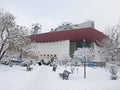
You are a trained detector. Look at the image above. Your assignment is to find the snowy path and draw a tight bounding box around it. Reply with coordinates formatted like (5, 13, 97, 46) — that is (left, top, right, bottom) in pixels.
(24, 66, 120, 90)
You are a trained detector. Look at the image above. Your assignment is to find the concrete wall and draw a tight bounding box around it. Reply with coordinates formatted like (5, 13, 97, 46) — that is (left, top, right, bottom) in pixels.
(73, 21, 94, 29)
(53, 21, 94, 31)
(31, 40, 70, 59)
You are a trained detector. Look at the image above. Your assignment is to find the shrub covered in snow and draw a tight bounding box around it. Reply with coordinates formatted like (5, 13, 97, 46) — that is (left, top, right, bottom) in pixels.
(109, 64, 118, 80)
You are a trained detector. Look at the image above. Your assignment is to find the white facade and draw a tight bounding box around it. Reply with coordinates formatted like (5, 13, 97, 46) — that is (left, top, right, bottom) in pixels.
(31, 40, 70, 59)
(30, 41, 102, 62)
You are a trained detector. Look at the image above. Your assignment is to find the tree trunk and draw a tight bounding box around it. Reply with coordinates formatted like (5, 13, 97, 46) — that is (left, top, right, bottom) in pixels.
(0, 48, 8, 61)
(19, 49, 23, 60)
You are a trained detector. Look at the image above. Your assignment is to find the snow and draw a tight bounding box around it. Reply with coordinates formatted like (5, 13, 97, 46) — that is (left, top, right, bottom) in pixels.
(0, 65, 120, 90)
(0, 65, 39, 90)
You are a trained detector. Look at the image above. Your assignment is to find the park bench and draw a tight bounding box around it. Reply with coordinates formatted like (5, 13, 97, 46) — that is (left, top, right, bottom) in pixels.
(59, 70, 71, 80)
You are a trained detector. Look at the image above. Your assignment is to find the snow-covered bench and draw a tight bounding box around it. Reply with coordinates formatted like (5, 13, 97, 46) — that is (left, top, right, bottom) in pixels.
(59, 70, 71, 80)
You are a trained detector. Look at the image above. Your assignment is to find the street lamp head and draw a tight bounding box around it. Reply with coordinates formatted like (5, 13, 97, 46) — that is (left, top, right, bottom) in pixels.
(83, 39, 86, 42)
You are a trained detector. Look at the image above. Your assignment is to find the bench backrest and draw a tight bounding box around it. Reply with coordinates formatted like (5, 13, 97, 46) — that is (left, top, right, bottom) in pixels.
(63, 70, 71, 76)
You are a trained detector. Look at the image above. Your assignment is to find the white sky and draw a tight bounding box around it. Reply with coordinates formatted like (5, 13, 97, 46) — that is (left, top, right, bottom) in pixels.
(0, 0, 120, 33)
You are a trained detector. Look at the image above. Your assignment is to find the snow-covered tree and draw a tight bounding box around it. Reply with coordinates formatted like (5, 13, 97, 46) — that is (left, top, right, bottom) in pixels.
(0, 10, 15, 60)
(7, 25, 31, 59)
(31, 23, 42, 34)
(0, 10, 31, 61)
(73, 48, 94, 64)
(99, 25, 120, 63)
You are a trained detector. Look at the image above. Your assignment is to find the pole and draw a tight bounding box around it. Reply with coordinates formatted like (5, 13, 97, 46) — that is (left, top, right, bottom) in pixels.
(83, 39, 86, 79)
(84, 57, 86, 79)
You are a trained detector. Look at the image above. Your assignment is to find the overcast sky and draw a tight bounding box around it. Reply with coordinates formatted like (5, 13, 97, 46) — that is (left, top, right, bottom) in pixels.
(0, 0, 120, 33)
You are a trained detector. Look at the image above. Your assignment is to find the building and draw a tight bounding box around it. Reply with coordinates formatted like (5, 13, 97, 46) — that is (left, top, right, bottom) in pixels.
(30, 28, 106, 62)
(53, 20, 94, 32)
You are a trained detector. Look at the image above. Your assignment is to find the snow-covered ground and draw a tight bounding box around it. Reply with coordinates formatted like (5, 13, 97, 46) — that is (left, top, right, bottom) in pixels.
(0, 65, 120, 90)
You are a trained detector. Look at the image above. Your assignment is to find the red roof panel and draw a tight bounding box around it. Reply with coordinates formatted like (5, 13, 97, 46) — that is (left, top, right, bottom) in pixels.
(29, 28, 106, 43)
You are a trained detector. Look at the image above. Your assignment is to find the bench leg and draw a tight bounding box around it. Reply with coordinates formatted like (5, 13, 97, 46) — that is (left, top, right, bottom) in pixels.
(63, 76, 68, 80)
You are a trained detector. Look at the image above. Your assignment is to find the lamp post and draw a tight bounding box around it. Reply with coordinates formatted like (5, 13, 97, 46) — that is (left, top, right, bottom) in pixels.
(83, 39, 86, 79)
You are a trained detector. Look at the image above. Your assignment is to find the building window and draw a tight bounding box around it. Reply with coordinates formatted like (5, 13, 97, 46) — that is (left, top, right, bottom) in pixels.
(76, 40, 92, 48)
